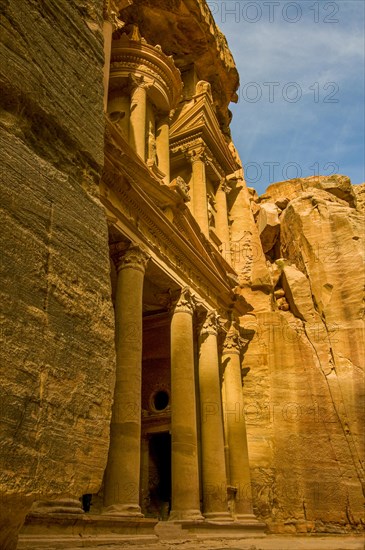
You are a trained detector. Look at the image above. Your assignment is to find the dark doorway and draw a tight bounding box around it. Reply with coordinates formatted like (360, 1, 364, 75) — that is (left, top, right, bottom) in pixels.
(148, 432, 171, 519)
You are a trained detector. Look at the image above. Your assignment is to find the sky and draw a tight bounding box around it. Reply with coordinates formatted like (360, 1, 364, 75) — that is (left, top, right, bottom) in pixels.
(209, 0, 365, 195)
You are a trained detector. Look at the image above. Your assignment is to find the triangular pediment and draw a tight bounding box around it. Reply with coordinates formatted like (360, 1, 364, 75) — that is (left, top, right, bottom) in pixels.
(170, 94, 239, 174)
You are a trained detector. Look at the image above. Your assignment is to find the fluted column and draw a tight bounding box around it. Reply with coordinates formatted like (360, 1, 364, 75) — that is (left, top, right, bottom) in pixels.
(104, 244, 149, 516)
(156, 115, 170, 184)
(215, 180, 231, 264)
(129, 76, 150, 160)
(222, 325, 256, 521)
(169, 288, 203, 521)
(199, 311, 231, 521)
(188, 149, 209, 237)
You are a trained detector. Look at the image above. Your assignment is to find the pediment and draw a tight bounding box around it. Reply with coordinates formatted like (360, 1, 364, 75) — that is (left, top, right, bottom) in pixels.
(170, 94, 239, 173)
(170, 95, 220, 141)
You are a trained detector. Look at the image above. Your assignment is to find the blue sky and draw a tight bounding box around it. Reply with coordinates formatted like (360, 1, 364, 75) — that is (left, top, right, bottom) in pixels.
(209, 0, 365, 194)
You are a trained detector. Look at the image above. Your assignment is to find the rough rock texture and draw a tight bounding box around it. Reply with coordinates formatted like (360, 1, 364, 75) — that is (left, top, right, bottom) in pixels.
(257, 203, 280, 253)
(353, 183, 365, 215)
(260, 174, 357, 208)
(0, 0, 115, 548)
(242, 176, 365, 534)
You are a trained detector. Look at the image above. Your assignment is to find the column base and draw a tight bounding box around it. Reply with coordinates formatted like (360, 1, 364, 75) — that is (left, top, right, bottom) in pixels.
(234, 513, 265, 525)
(203, 511, 233, 522)
(102, 504, 143, 518)
(168, 509, 204, 522)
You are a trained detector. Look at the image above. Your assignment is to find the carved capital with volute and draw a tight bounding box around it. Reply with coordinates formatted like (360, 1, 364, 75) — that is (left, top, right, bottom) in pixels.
(128, 73, 154, 93)
(200, 310, 220, 338)
(219, 178, 231, 195)
(173, 287, 195, 316)
(112, 243, 150, 273)
(222, 324, 242, 356)
(185, 146, 208, 165)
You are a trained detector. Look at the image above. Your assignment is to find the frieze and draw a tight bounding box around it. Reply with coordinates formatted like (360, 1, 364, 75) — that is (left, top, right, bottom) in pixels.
(104, 174, 215, 302)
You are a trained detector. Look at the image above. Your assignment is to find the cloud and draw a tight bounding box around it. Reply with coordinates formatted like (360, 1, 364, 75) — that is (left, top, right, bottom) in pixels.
(212, 0, 365, 192)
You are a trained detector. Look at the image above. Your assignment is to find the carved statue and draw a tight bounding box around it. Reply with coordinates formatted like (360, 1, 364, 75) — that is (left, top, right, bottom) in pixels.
(147, 120, 157, 164)
(207, 194, 216, 227)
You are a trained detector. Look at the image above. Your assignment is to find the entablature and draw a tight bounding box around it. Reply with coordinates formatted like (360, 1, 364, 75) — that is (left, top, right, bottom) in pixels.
(102, 118, 242, 314)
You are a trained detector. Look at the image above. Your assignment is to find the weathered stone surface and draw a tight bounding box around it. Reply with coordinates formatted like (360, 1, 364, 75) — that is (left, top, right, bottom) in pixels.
(353, 183, 365, 214)
(244, 177, 365, 534)
(229, 175, 272, 297)
(257, 203, 280, 253)
(260, 175, 357, 208)
(281, 264, 317, 322)
(0, 0, 115, 548)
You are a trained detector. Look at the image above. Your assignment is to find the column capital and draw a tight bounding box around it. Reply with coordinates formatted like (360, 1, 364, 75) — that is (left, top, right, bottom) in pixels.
(222, 325, 242, 355)
(218, 178, 231, 195)
(200, 310, 220, 337)
(173, 287, 195, 315)
(184, 146, 208, 165)
(128, 73, 154, 93)
(111, 244, 150, 273)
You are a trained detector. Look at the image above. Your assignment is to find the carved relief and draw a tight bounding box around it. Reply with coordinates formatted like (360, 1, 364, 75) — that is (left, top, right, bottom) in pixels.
(168, 176, 190, 202)
(195, 80, 213, 103)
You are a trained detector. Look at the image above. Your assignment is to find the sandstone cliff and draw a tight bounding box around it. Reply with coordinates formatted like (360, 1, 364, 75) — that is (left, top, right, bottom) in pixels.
(242, 175, 365, 533)
(0, 1, 115, 548)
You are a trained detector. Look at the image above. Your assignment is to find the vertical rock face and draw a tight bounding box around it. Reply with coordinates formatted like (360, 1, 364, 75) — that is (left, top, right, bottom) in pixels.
(243, 176, 365, 533)
(0, 0, 115, 548)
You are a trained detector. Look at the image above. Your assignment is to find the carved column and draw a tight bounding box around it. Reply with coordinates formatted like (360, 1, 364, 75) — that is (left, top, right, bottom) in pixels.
(188, 149, 209, 237)
(103, 19, 113, 112)
(103, 245, 149, 516)
(169, 288, 203, 521)
(199, 311, 231, 521)
(156, 115, 170, 184)
(222, 325, 256, 521)
(129, 76, 150, 160)
(215, 180, 231, 264)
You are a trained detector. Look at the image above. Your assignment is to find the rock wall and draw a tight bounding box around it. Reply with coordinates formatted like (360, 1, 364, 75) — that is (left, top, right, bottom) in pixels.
(0, 0, 115, 547)
(242, 176, 365, 533)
